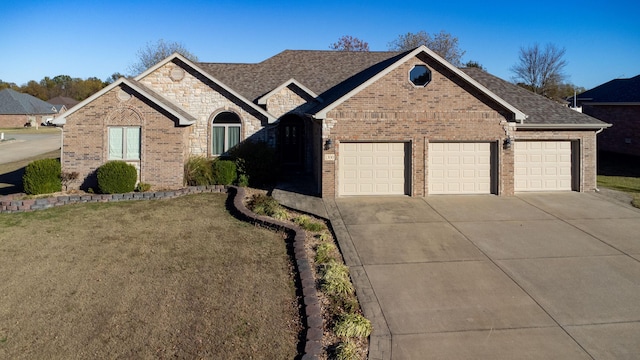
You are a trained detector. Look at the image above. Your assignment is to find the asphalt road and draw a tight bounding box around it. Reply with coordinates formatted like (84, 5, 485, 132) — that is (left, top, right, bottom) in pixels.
(0, 132, 62, 164)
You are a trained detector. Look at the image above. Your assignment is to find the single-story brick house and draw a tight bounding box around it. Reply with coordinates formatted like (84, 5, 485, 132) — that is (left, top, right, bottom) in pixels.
(0, 88, 58, 127)
(54, 46, 610, 197)
(576, 74, 639, 156)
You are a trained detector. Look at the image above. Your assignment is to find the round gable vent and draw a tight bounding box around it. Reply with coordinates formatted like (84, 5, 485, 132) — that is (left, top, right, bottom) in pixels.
(170, 68, 185, 81)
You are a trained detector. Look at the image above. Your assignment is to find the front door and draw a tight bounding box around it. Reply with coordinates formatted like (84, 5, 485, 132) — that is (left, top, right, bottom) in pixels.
(279, 116, 304, 170)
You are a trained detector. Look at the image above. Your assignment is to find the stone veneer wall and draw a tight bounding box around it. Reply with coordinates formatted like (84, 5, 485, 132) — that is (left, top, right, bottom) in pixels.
(321, 53, 513, 197)
(138, 60, 270, 156)
(266, 84, 317, 118)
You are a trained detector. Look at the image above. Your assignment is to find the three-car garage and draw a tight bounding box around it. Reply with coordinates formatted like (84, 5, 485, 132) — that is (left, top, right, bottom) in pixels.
(337, 140, 578, 196)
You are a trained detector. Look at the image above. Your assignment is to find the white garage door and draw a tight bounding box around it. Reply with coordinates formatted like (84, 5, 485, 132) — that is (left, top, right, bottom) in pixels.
(428, 142, 492, 194)
(339, 142, 406, 196)
(515, 141, 572, 191)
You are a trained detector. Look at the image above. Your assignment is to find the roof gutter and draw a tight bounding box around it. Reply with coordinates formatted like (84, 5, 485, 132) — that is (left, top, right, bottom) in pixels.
(515, 123, 612, 130)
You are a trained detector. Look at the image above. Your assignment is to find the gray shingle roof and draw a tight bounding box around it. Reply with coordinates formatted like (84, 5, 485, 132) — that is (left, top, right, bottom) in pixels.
(577, 74, 640, 103)
(0, 89, 57, 115)
(461, 68, 609, 126)
(48, 96, 80, 109)
(198, 50, 405, 104)
(198, 50, 608, 127)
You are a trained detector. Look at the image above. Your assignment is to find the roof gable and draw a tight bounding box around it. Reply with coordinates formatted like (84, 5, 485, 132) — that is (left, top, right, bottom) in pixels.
(53, 78, 196, 126)
(312, 46, 527, 121)
(0, 89, 57, 115)
(136, 53, 276, 123)
(257, 78, 320, 105)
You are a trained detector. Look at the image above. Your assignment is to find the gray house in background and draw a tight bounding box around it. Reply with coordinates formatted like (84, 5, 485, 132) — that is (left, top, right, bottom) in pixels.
(0, 89, 58, 127)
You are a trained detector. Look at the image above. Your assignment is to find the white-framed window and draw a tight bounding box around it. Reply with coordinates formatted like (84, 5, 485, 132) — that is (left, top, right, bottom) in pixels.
(108, 126, 141, 160)
(212, 112, 241, 155)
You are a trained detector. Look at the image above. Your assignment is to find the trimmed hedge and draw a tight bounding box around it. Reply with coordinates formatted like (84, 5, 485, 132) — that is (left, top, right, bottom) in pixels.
(212, 160, 237, 185)
(23, 158, 62, 195)
(97, 161, 137, 194)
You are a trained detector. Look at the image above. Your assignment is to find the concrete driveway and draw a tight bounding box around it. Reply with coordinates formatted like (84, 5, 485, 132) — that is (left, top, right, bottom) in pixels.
(324, 193, 640, 360)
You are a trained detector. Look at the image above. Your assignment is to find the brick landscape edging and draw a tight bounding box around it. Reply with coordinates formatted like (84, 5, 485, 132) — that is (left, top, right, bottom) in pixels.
(0, 185, 227, 213)
(1, 185, 322, 359)
(228, 186, 323, 360)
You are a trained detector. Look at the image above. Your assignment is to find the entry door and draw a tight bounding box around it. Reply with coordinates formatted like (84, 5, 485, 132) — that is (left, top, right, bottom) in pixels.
(279, 118, 304, 167)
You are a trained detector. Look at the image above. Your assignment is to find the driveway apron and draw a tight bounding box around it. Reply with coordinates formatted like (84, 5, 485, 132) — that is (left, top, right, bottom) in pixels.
(327, 193, 640, 360)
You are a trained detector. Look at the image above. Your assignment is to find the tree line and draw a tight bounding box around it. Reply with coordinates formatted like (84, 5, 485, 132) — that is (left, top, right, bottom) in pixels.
(331, 32, 584, 102)
(0, 74, 120, 102)
(2, 36, 583, 104)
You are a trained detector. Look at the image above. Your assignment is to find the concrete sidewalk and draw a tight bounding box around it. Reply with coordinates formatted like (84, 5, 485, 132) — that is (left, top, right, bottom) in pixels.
(326, 193, 640, 360)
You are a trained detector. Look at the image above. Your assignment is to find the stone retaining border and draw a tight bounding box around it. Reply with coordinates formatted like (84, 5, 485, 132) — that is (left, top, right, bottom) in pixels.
(228, 186, 322, 360)
(0, 185, 322, 359)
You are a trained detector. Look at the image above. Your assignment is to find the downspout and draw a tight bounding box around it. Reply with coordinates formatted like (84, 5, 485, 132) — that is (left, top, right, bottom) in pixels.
(56, 126, 63, 168)
(594, 127, 605, 192)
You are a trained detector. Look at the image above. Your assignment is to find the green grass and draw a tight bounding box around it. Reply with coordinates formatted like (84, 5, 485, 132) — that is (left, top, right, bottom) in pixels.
(0, 127, 60, 134)
(0, 150, 60, 195)
(598, 175, 640, 208)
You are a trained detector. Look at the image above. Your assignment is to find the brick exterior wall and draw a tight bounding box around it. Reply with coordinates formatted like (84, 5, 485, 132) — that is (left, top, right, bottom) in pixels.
(138, 60, 274, 155)
(583, 105, 640, 156)
(0, 114, 30, 128)
(62, 86, 189, 190)
(321, 53, 513, 197)
(0, 114, 53, 128)
(319, 53, 600, 197)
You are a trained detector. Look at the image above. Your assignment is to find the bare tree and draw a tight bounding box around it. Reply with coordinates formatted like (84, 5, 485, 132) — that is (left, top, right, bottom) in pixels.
(511, 43, 567, 97)
(329, 35, 370, 52)
(388, 30, 466, 66)
(129, 39, 198, 76)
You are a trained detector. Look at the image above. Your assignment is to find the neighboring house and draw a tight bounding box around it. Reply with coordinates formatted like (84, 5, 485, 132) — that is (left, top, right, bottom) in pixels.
(576, 75, 640, 156)
(48, 96, 80, 114)
(54, 46, 610, 197)
(0, 89, 57, 127)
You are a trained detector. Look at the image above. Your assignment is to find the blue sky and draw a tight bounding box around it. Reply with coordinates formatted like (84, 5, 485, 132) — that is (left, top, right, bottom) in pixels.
(1, 0, 638, 89)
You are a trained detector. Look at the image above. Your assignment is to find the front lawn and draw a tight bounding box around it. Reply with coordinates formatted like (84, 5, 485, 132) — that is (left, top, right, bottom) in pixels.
(597, 175, 640, 208)
(598, 151, 640, 208)
(0, 193, 301, 359)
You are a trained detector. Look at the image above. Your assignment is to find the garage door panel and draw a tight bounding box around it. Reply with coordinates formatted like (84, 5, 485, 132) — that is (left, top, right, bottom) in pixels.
(429, 142, 492, 195)
(339, 142, 407, 196)
(515, 141, 572, 192)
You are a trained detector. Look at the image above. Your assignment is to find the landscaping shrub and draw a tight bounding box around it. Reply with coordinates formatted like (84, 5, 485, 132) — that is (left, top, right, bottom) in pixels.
(293, 215, 325, 232)
(184, 156, 214, 186)
(135, 182, 152, 192)
(23, 158, 61, 195)
(212, 159, 237, 185)
(334, 313, 372, 339)
(335, 339, 358, 360)
(315, 242, 337, 264)
(97, 161, 137, 194)
(228, 140, 279, 187)
(248, 194, 288, 220)
(321, 262, 354, 299)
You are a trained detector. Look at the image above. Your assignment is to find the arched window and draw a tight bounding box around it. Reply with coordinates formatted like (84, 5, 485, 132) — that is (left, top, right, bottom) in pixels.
(212, 112, 241, 155)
